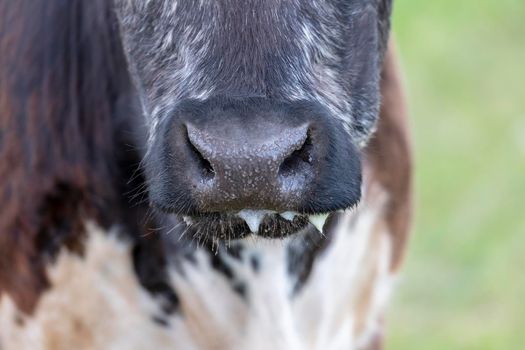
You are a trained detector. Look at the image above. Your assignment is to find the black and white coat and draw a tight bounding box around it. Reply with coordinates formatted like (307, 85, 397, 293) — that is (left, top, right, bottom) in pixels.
(0, 1, 412, 349)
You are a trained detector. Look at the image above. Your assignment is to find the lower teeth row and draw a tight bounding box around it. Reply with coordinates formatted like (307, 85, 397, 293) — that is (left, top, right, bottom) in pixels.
(182, 211, 330, 235)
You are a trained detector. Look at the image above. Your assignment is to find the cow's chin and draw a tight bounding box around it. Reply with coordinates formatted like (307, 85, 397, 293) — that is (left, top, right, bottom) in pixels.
(177, 210, 335, 244)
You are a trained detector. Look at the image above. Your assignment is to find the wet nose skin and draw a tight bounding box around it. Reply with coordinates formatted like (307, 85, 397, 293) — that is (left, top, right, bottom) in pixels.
(186, 122, 314, 211)
(147, 97, 362, 216)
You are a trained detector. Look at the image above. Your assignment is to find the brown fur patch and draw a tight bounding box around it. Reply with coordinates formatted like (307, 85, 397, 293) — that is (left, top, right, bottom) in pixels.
(364, 39, 413, 272)
(0, 0, 132, 314)
(0, 226, 175, 350)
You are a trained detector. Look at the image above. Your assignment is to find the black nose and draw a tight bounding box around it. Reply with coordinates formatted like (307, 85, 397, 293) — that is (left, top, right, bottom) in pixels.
(148, 97, 362, 214)
(185, 121, 314, 211)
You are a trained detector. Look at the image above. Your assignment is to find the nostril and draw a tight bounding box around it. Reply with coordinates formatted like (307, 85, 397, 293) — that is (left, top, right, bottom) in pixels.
(278, 130, 313, 177)
(186, 128, 215, 180)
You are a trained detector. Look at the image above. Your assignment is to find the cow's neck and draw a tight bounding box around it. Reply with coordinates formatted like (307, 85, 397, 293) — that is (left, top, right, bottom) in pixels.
(0, 170, 393, 350)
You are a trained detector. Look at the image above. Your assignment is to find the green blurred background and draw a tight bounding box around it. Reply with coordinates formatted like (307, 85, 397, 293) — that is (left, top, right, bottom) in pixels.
(386, 1, 525, 349)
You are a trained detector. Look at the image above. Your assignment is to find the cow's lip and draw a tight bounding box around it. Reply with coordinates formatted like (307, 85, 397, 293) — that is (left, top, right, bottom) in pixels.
(177, 210, 336, 242)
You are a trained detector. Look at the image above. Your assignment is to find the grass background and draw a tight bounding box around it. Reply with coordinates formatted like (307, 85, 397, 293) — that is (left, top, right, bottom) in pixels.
(386, 0, 525, 349)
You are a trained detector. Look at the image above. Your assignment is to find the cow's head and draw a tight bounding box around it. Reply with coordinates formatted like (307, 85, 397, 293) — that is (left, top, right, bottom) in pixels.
(115, 0, 392, 240)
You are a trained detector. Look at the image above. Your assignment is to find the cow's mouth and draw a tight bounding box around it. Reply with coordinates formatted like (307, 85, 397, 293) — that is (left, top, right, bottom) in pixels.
(146, 97, 362, 244)
(177, 210, 334, 243)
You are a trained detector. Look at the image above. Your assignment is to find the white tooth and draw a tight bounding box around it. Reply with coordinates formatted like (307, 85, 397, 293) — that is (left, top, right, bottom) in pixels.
(182, 216, 193, 226)
(237, 210, 271, 233)
(280, 211, 298, 221)
(309, 213, 329, 233)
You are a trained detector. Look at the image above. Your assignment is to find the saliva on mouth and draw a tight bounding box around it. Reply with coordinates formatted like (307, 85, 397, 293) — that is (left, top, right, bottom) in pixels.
(180, 209, 332, 245)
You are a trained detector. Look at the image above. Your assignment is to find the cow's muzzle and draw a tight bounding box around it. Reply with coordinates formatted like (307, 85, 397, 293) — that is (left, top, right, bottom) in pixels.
(147, 97, 362, 239)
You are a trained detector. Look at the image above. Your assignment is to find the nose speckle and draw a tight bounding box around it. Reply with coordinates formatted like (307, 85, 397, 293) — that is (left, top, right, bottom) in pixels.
(184, 122, 314, 211)
(186, 122, 309, 173)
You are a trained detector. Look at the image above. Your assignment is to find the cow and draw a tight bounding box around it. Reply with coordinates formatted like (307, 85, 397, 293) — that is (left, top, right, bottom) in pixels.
(0, 0, 412, 349)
